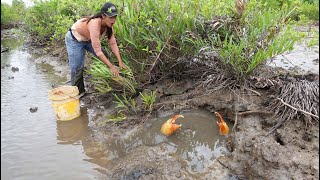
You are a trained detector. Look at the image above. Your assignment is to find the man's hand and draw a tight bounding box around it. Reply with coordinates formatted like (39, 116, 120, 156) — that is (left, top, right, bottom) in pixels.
(110, 66, 119, 77)
(118, 61, 127, 69)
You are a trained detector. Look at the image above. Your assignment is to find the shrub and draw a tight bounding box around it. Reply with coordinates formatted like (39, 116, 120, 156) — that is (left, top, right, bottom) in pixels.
(1, 0, 26, 26)
(204, 0, 302, 79)
(24, 0, 101, 42)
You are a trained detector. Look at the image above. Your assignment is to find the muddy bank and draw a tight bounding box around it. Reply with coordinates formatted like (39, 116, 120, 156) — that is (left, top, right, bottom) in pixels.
(82, 76, 318, 179)
(3, 26, 319, 179)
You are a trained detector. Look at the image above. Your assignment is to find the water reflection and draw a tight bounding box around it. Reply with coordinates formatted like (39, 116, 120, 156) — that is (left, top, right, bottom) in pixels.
(56, 107, 90, 145)
(55, 107, 111, 174)
(55, 107, 131, 173)
(140, 109, 231, 172)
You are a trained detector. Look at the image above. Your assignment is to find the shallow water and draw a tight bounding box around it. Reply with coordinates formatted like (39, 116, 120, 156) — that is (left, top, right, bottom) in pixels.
(91, 109, 232, 173)
(1, 37, 104, 180)
(142, 109, 232, 172)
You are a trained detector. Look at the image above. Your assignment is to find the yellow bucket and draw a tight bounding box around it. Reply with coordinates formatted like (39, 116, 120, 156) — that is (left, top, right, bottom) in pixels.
(48, 85, 81, 121)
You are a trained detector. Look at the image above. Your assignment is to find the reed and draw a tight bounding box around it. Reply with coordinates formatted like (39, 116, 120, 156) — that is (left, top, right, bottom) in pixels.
(86, 56, 137, 95)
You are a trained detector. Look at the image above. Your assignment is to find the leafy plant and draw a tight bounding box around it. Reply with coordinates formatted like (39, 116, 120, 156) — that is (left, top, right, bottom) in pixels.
(87, 56, 137, 95)
(1, 0, 26, 26)
(307, 30, 319, 47)
(140, 90, 157, 111)
(209, 0, 302, 79)
(291, 0, 319, 21)
(99, 112, 127, 125)
(23, 0, 313, 87)
(112, 93, 137, 114)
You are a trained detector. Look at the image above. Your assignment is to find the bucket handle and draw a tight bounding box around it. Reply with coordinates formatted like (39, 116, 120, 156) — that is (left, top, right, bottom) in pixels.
(51, 91, 80, 101)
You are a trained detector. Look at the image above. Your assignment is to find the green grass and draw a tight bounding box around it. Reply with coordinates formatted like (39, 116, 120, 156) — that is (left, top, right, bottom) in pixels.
(20, 0, 317, 91)
(140, 90, 157, 111)
(86, 56, 137, 95)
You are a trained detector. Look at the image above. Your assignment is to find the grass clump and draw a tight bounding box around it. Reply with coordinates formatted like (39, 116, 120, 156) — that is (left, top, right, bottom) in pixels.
(140, 90, 157, 112)
(112, 93, 137, 115)
(199, 0, 303, 80)
(86, 56, 137, 95)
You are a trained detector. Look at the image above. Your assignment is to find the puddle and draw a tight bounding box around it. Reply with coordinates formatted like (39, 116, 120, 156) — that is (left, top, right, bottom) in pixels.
(89, 109, 232, 173)
(144, 109, 232, 171)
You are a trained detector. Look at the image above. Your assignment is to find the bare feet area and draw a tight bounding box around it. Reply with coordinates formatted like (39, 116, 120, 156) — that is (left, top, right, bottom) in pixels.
(2, 24, 319, 179)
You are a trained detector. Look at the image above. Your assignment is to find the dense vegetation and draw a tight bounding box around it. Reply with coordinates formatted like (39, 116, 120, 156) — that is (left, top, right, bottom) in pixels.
(1, 0, 319, 116)
(1, 0, 26, 26)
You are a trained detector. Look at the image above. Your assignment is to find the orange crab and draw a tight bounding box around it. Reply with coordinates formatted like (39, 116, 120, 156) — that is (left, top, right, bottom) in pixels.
(160, 114, 184, 136)
(215, 112, 230, 135)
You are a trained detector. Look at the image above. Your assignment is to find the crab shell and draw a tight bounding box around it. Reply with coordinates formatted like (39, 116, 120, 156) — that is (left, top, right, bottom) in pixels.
(160, 114, 184, 136)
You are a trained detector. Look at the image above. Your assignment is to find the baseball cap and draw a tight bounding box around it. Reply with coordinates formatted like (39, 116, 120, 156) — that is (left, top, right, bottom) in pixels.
(101, 2, 118, 17)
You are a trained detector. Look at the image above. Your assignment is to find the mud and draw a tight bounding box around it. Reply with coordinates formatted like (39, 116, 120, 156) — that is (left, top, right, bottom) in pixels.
(2, 25, 319, 180)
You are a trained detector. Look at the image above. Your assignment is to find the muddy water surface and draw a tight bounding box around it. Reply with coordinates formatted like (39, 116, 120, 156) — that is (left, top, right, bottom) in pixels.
(95, 109, 232, 171)
(141, 110, 232, 171)
(1, 37, 104, 179)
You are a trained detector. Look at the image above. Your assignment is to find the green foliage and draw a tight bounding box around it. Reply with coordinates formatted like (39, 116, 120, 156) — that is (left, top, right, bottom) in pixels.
(140, 90, 157, 111)
(260, 0, 296, 9)
(24, 0, 100, 41)
(99, 112, 127, 125)
(1, 1, 26, 25)
(307, 30, 319, 47)
(87, 56, 137, 95)
(259, 0, 319, 21)
(12, 0, 26, 15)
(24, 0, 315, 88)
(112, 93, 137, 114)
(1, 3, 13, 25)
(110, 0, 235, 75)
(111, 90, 157, 116)
(297, 1, 319, 21)
(211, 0, 302, 78)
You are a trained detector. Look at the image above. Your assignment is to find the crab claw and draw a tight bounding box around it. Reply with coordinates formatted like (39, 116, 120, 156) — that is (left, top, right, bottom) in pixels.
(170, 114, 184, 123)
(160, 114, 184, 136)
(214, 112, 229, 135)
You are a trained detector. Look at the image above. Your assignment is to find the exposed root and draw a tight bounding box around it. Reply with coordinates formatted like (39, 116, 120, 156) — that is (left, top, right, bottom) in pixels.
(242, 87, 261, 96)
(268, 80, 319, 133)
(237, 110, 273, 116)
(216, 158, 229, 169)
